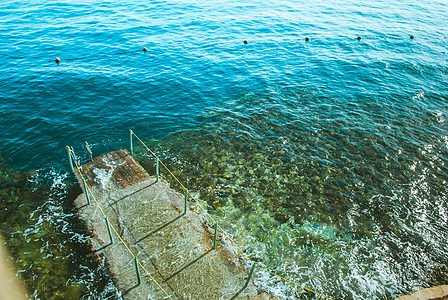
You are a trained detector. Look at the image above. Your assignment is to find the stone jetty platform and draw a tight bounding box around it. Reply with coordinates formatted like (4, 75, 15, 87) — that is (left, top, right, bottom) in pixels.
(73, 149, 258, 299)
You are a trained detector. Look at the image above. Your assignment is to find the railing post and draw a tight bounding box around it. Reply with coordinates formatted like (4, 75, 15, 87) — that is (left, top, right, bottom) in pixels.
(85, 141, 93, 162)
(213, 221, 218, 249)
(156, 157, 159, 182)
(134, 257, 141, 285)
(70, 147, 78, 165)
(129, 129, 134, 155)
(66, 146, 74, 173)
(242, 263, 256, 290)
(105, 217, 113, 244)
(184, 188, 188, 215)
(82, 177, 90, 205)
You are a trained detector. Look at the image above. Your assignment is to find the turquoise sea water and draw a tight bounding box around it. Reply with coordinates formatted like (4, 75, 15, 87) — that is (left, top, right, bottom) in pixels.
(0, 0, 447, 299)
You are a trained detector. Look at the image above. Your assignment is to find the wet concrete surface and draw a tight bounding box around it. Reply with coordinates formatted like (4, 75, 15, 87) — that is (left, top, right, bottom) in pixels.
(73, 150, 257, 299)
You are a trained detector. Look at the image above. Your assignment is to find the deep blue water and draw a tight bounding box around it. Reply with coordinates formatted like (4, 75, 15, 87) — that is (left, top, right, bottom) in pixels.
(0, 0, 447, 299)
(1, 0, 446, 170)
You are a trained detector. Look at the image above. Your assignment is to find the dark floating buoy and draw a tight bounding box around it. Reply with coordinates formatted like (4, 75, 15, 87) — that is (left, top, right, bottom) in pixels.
(55, 57, 61, 64)
(142, 46, 147, 52)
(410, 35, 414, 39)
(305, 37, 310, 42)
(357, 36, 362, 40)
(244, 40, 248, 44)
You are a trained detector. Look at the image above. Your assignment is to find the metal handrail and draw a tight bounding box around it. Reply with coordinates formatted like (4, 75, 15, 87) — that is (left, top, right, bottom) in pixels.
(66, 146, 174, 299)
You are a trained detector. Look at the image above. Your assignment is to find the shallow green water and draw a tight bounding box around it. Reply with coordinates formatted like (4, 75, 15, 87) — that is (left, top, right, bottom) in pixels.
(0, 155, 118, 299)
(135, 86, 448, 299)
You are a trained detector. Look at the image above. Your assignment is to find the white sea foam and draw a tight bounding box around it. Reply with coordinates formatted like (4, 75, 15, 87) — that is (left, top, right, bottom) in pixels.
(93, 156, 125, 189)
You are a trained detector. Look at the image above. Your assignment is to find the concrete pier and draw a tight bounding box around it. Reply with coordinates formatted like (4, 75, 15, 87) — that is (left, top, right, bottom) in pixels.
(73, 149, 257, 299)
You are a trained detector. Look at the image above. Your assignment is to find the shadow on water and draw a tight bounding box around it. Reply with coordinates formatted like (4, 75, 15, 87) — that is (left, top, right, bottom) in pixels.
(108, 181, 156, 207)
(123, 283, 140, 296)
(165, 249, 212, 282)
(93, 243, 112, 253)
(136, 214, 183, 243)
